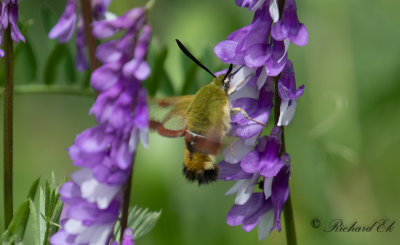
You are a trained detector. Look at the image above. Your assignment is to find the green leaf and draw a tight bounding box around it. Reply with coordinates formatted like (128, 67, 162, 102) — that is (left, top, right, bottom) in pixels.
(1, 177, 40, 244)
(145, 46, 169, 96)
(114, 206, 162, 241)
(63, 47, 77, 84)
(40, 175, 65, 245)
(14, 20, 37, 82)
(159, 69, 175, 96)
(129, 207, 161, 239)
(179, 44, 195, 75)
(81, 71, 91, 89)
(29, 200, 40, 245)
(40, 5, 57, 35)
(38, 188, 46, 245)
(16, 38, 38, 82)
(51, 172, 56, 188)
(45, 201, 63, 244)
(1, 200, 30, 244)
(180, 62, 198, 95)
(43, 44, 68, 85)
(27, 177, 41, 200)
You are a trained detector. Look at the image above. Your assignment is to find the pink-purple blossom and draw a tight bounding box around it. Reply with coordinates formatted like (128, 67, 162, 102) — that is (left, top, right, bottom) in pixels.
(0, 0, 25, 57)
(49, 0, 112, 70)
(271, 0, 308, 46)
(215, 0, 306, 240)
(50, 4, 151, 245)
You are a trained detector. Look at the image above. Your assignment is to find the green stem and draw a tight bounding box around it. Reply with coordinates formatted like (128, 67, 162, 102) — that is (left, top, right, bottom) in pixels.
(120, 154, 136, 242)
(3, 26, 14, 229)
(274, 77, 297, 245)
(283, 195, 297, 245)
(0, 84, 95, 97)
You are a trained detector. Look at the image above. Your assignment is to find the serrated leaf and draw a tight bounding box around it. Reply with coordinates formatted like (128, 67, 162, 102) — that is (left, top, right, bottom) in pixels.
(43, 44, 68, 85)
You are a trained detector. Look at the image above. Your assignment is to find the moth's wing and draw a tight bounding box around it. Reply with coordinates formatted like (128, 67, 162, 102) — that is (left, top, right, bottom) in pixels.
(149, 95, 194, 137)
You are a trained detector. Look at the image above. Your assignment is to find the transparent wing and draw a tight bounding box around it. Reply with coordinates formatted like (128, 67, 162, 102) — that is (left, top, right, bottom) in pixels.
(148, 95, 194, 137)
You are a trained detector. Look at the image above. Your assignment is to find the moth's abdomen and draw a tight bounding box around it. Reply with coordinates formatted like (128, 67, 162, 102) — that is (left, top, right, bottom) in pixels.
(183, 149, 218, 185)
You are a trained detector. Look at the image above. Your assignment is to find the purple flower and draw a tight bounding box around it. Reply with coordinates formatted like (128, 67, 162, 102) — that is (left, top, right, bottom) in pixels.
(214, 3, 272, 68)
(214, 2, 289, 76)
(92, 8, 146, 39)
(50, 169, 121, 244)
(90, 11, 151, 136)
(277, 60, 304, 126)
(0, 0, 25, 57)
(75, 17, 90, 71)
(219, 155, 291, 239)
(227, 192, 272, 232)
(271, 0, 308, 46)
(49, 0, 78, 43)
(241, 127, 284, 178)
(49, 0, 112, 70)
(229, 70, 274, 142)
(270, 162, 290, 231)
(214, 0, 307, 240)
(51, 5, 151, 244)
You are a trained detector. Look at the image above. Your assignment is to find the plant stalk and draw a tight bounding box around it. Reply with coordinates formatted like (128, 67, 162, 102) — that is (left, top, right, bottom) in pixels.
(3, 26, 14, 229)
(120, 154, 135, 242)
(274, 77, 297, 245)
(81, 0, 99, 71)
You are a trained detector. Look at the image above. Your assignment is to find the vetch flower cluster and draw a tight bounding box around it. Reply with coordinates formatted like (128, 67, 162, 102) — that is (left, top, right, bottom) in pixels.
(0, 0, 25, 57)
(215, 0, 307, 240)
(49, 0, 112, 70)
(50, 6, 151, 245)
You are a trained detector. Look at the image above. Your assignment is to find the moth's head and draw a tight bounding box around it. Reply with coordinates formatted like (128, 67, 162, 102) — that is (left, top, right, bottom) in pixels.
(212, 64, 234, 92)
(222, 64, 234, 92)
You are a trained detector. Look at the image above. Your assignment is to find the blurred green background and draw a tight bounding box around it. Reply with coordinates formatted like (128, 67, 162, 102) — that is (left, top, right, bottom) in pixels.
(1, 0, 400, 244)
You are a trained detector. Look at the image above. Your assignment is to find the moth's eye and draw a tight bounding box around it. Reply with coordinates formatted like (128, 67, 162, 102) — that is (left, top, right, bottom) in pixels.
(224, 81, 230, 90)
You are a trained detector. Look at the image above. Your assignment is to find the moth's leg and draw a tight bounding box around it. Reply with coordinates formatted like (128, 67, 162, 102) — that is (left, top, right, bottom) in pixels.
(231, 107, 266, 126)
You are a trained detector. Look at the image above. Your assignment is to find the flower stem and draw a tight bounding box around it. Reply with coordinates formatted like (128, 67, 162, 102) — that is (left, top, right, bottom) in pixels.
(274, 77, 297, 245)
(0, 84, 95, 97)
(81, 0, 99, 71)
(283, 195, 297, 245)
(120, 154, 136, 241)
(3, 26, 14, 229)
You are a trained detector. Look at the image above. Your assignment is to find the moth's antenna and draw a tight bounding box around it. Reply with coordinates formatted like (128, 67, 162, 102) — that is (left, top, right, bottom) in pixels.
(231, 65, 244, 77)
(176, 39, 216, 78)
(223, 64, 234, 82)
